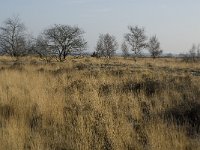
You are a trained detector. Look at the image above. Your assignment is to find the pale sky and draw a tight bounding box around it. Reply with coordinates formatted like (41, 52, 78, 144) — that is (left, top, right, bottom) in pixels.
(0, 0, 200, 53)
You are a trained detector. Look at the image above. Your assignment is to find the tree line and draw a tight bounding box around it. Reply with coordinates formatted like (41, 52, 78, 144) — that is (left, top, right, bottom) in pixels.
(92, 26, 162, 61)
(0, 16, 165, 61)
(185, 44, 200, 61)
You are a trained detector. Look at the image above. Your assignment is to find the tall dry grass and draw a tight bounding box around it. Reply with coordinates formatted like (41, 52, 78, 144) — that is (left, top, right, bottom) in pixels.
(0, 56, 199, 150)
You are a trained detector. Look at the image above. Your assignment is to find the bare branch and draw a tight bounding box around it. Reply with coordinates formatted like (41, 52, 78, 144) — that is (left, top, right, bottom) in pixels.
(0, 16, 27, 57)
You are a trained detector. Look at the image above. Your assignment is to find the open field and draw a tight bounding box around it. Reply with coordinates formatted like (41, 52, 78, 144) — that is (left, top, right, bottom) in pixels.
(0, 56, 199, 150)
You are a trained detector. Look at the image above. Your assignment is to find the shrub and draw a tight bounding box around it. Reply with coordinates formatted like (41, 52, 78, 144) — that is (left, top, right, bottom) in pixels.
(0, 104, 14, 120)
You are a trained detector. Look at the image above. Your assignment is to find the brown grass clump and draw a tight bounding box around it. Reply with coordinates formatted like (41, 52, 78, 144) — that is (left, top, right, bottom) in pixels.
(0, 56, 199, 150)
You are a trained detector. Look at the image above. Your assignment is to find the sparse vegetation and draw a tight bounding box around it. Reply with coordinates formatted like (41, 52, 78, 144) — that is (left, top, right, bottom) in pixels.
(0, 56, 199, 150)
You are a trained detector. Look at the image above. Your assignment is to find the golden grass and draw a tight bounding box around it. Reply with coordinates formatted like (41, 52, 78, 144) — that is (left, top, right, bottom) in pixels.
(0, 56, 199, 150)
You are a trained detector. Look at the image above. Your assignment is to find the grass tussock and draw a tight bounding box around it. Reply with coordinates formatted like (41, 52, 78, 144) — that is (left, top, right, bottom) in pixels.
(0, 56, 199, 150)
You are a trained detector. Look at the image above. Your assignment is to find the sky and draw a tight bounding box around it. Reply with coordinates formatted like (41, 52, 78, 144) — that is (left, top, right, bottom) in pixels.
(0, 0, 200, 54)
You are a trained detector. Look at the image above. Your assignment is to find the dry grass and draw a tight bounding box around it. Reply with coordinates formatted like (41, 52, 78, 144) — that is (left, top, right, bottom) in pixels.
(0, 56, 199, 150)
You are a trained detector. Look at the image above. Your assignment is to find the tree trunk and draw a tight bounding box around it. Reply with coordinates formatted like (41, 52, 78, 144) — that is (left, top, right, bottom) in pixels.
(59, 52, 62, 62)
(63, 51, 67, 60)
(133, 55, 137, 62)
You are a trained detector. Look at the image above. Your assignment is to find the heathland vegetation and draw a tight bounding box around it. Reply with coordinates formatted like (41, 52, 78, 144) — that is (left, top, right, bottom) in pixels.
(0, 56, 199, 149)
(0, 16, 200, 150)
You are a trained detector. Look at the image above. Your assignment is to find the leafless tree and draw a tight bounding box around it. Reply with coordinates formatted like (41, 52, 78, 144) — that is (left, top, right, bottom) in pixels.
(189, 44, 196, 61)
(34, 35, 55, 62)
(96, 34, 105, 57)
(197, 44, 200, 60)
(0, 16, 27, 57)
(121, 41, 129, 58)
(148, 35, 162, 59)
(96, 33, 118, 58)
(124, 25, 147, 61)
(41, 24, 87, 61)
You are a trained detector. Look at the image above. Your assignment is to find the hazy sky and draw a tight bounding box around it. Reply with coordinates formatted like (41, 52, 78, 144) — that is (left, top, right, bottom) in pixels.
(0, 0, 200, 53)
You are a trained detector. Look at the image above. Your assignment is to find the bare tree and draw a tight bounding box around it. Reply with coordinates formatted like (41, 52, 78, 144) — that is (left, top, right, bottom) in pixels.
(0, 16, 27, 57)
(124, 25, 147, 61)
(96, 33, 118, 58)
(25, 34, 37, 55)
(197, 44, 200, 60)
(34, 35, 55, 62)
(189, 44, 196, 61)
(148, 35, 162, 59)
(121, 41, 129, 58)
(96, 34, 105, 57)
(41, 24, 87, 61)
